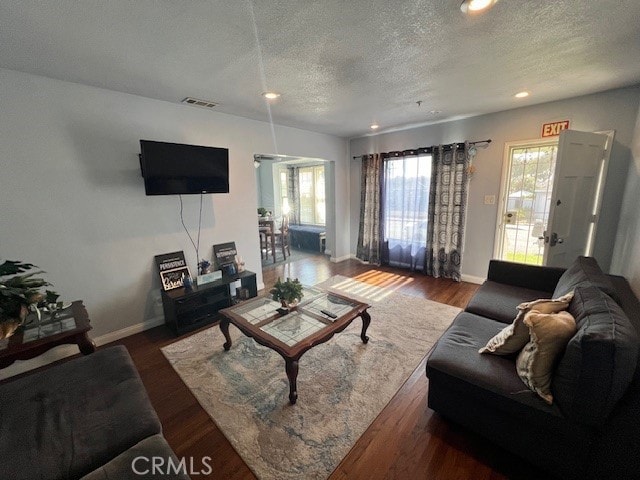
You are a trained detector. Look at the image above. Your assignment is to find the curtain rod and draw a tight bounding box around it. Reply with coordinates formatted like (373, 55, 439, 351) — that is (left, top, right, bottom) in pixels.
(351, 139, 492, 160)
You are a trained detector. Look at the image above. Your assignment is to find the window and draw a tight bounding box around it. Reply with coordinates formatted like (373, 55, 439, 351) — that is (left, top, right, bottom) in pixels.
(279, 170, 289, 215)
(382, 154, 432, 269)
(298, 165, 325, 225)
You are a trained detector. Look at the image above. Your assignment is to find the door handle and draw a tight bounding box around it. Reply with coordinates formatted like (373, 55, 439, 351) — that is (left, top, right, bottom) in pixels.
(549, 232, 564, 246)
(504, 211, 516, 224)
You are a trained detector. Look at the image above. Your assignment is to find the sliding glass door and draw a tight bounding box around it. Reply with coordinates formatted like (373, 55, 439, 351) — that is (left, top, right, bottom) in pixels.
(382, 154, 432, 270)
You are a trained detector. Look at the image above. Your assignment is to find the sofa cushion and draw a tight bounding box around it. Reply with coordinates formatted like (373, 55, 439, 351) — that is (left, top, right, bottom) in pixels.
(487, 260, 565, 293)
(427, 312, 565, 428)
(81, 434, 190, 480)
(0, 346, 162, 480)
(479, 292, 574, 355)
(552, 256, 618, 303)
(465, 280, 551, 324)
(552, 286, 640, 426)
(516, 310, 577, 404)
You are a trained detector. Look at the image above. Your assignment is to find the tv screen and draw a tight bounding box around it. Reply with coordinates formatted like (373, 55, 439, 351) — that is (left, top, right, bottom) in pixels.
(140, 140, 229, 195)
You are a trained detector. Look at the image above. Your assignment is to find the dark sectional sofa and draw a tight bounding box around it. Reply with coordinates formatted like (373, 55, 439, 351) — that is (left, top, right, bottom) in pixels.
(426, 257, 640, 479)
(0, 345, 189, 479)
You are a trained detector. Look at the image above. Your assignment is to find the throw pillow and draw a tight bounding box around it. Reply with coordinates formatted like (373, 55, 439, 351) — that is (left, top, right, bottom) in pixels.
(479, 292, 574, 355)
(516, 310, 577, 404)
(552, 256, 619, 303)
(552, 286, 639, 425)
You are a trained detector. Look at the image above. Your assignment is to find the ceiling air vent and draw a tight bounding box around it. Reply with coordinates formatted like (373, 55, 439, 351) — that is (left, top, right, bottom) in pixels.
(181, 97, 217, 109)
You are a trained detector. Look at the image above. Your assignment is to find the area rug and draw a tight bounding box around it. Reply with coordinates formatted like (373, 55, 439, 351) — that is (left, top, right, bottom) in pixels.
(161, 275, 460, 480)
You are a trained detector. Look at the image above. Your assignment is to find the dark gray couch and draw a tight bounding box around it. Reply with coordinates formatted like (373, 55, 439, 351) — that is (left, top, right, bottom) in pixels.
(0, 345, 189, 479)
(426, 257, 640, 479)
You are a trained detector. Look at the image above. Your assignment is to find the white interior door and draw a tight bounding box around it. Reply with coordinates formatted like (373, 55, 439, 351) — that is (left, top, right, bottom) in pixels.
(543, 130, 610, 267)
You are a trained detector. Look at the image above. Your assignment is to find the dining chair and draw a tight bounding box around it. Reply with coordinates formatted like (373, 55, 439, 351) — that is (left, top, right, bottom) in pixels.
(259, 225, 271, 259)
(274, 215, 291, 260)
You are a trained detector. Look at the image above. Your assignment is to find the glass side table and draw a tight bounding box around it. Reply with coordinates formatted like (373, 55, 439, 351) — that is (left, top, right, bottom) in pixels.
(0, 300, 95, 369)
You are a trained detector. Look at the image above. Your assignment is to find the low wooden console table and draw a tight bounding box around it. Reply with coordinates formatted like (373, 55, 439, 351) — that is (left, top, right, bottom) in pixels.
(161, 270, 258, 336)
(0, 300, 95, 369)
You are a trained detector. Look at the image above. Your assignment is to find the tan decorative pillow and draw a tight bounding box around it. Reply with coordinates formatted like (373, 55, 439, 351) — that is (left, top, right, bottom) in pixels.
(479, 292, 574, 355)
(516, 310, 577, 404)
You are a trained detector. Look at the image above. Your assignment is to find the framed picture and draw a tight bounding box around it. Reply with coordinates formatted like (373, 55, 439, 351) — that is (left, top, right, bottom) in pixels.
(155, 251, 191, 291)
(213, 242, 237, 270)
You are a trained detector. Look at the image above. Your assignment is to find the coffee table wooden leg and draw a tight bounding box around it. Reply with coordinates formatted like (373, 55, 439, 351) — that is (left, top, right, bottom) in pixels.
(285, 358, 299, 404)
(77, 332, 96, 355)
(360, 310, 371, 344)
(220, 318, 232, 351)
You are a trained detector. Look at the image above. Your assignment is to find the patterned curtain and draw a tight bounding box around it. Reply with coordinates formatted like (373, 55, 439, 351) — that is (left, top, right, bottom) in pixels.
(425, 143, 470, 281)
(287, 166, 300, 225)
(356, 154, 383, 264)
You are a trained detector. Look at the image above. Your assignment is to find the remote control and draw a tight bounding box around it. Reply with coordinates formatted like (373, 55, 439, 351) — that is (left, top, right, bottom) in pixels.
(320, 309, 337, 319)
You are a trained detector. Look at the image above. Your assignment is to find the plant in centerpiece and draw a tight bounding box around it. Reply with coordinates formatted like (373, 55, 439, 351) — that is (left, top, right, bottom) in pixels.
(257, 207, 268, 218)
(198, 259, 211, 275)
(0, 260, 51, 339)
(45, 289, 61, 311)
(270, 277, 304, 312)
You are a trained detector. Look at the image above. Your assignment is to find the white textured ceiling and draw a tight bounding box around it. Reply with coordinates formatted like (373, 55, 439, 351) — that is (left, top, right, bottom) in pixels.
(1, 1, 639, 138)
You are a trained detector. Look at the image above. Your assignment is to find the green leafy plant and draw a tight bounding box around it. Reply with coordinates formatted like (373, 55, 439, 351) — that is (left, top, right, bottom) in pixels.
(270, 277, 304, 306)
(257, 207, 268, 216)
(45, 290, 60, 304)
(0, 260, 51, 322)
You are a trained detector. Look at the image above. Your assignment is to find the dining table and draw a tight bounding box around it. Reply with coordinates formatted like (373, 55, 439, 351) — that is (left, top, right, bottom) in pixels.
(259, 218, 277, 263)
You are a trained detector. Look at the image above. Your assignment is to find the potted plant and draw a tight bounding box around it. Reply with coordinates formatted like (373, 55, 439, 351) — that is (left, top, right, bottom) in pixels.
(270, 277, 304, 313)
(257, 207, 268, 218)
(0, 260, 50, 338)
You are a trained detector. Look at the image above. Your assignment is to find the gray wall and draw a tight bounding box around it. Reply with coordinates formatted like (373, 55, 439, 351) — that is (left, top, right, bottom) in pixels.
(0, 67, 349, 341)
(256, 161, 276, 214)
(350, 86, 640, 279)
(612, 104, 640, 296)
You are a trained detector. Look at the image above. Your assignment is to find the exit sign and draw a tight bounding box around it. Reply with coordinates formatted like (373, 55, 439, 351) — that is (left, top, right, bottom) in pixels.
(541, 120, 570, 137)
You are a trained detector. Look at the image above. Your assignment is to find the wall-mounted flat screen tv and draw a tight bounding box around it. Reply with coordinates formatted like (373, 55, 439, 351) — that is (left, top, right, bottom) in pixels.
(139, 140, 229, 195)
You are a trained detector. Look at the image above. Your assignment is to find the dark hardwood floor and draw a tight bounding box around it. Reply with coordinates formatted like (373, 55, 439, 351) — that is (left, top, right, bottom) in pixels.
(111, 256, 546, 479)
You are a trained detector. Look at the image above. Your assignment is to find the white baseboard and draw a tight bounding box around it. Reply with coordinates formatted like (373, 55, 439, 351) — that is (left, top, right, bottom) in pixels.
(461, 274, 485, 285)
(330, 254, 354, 263)
(257, 282, 265, 292)
(0, 315, 166, 380)
(95, 315, 166, 345)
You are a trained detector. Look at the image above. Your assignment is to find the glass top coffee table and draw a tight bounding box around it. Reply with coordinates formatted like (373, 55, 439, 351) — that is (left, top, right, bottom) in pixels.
(0, 300, 96, 369)
(218, 286, 371, 404)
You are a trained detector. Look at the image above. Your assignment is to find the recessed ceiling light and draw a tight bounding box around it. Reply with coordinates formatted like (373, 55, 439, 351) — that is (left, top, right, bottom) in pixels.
(429, 110, 442, 115)
(262, 92, 281, 100)
(460, 0, 498, 14)
(514, 91, 530, 98)
(370, 124, 380, 130)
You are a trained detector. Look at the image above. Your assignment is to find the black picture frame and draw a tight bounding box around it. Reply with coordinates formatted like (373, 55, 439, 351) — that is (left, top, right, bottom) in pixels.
(213, 242, 237, 271)
(155, 251, 191, 291)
